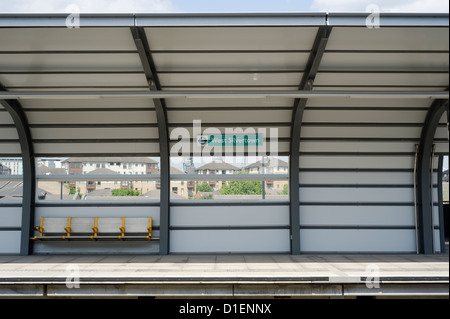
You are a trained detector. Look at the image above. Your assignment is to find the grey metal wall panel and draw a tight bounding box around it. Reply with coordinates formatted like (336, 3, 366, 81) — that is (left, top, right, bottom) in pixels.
(170, 126, 291, 138)
(0, 53, 144, 73)
(165, 97, 294, 108)
(433, 230, 441, 253)
(314, 72, 449, 87)
(33, 241, 159, 255)
(433, 207, 440, 227)
(168, 110, 293, 124)
(159, 73, 302, 87)
(0, 109, 22, 157)
(300, 229, 416, 252)
(0, 207, 22, 227)
(300, 206, 415, 227)
(300, 141, 416, 153)
(153, 52, 311, 72)
(299, 156, 414, 169)
(325, 27, 450, 51)
(20, 98, 156, 109)
(0, 127, 18, 139)
(32, 127, 160, 140)
(299, 187, 415, 203)
(0, 111, 14, 124)
(171, 205, 289, 227)
(169, 141, 290, 154)
(34, 142, 160, 155)
(435, 142, 449, 153)
(145, 27, 319, 51)
(301, 126, 422, 139)
(0, 74, 147, 88)
(170, 229, 290, 253)
(299, 171, 413, 185)
(0, 143, 21, 154)
(302, 109, 427, 123)
(306, 97, 431, 108)
(170, 205, 289, 253)
(320, 52, 449, 71)
(0, 231, 21, 254)
(430, 126, 447, 139)
(26, 111, 157, 125)
(0, 28, 138, 51)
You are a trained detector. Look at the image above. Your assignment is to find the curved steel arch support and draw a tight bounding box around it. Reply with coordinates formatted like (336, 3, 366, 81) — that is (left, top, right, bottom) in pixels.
(131, 27, 170, 255)
(289, 26, 332, 255)
(0, 98, 35, 256)
(416, 98, 449, 254)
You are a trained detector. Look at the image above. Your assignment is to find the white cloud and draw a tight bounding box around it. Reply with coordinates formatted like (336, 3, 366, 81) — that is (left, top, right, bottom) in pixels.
(310, 0, 449, 13)
(0, 0, 177, 13)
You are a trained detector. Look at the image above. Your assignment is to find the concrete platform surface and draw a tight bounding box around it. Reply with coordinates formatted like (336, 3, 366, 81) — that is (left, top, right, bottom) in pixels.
(0, 253, 448, 282)
(0, 253, 448, 298)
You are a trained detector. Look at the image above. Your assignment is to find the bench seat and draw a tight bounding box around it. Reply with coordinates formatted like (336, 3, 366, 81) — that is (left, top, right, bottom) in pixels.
(32, 217, 159, 241)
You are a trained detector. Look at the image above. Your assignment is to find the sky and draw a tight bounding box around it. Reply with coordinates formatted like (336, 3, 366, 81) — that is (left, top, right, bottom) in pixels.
(0, 0, 448, 13)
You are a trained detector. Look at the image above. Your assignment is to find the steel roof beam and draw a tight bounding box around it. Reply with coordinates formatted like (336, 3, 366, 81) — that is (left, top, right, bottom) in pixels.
(0, 91, 447, 100)
(0, 13, 448, 28)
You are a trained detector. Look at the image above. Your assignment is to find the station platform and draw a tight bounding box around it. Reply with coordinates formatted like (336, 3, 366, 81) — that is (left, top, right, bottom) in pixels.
(0, 251, 448, 299)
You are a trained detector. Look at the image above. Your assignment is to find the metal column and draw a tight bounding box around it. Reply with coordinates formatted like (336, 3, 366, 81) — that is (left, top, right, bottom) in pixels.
(289, 26, 332, 255)
(0, 97, 35, 256)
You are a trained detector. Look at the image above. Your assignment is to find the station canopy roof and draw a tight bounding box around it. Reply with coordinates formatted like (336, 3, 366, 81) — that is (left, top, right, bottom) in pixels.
(0, 13, 448, 158)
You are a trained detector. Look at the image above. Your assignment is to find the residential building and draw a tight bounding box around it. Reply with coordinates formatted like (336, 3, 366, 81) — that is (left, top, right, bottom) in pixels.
(62, 157, 159, 175)
(0, 158, 22, 175)
(170, 166, 189, 199)
(244, 157, 289, 192)
(37, 165, 70, 197)
(0, 163, 11, 175)
(195, 160, 241, 191)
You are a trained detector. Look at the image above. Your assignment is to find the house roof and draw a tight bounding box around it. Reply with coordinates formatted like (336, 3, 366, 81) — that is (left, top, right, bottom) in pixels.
(86, 168, 120, 175)
(195, 160, 240, 171)
(170, 166, 185, 175)
(37, 165, 67, 175)
(245, 157, 289, 169)
(0, 164, 11, 174)
(0, 181, 50, 198)
(143, 189, 185, 199)
(62, 157, 159, 164)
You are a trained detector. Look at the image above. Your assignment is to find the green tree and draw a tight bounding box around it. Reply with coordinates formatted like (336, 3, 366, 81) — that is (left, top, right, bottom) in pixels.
(196, 182, 212, 192)
(220, 180, 262, 195)
(68, 185, 76, 195)
(112, 188, 141, 196)
(278, 184, 289, 195)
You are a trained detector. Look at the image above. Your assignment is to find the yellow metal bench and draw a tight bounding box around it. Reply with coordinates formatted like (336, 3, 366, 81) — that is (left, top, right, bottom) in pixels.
(33, 217, 156, 241)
